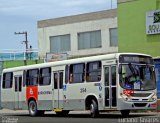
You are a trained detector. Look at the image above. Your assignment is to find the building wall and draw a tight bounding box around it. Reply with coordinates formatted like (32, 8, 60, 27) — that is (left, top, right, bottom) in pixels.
(118, 0, 160, 57)
(38, 9, 118, 59)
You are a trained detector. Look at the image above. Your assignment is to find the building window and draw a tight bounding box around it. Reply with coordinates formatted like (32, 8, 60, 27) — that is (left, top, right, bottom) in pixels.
(39, 67, 51, 86)
(27, 69, 39, 86)
(110, 28, 118, 47)
(78, 30, 101, 50)
(69, 63, 85, 83)
(50, 34, 71, 53)
(86, 61, 101, 82)
(2, 72, 13, 88)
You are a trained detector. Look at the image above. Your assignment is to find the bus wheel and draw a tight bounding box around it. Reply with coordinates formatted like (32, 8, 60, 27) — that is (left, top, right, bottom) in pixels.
(29, 100, 38, 116)
(120, 110, 130, 117)
(90, 100, 99, 118)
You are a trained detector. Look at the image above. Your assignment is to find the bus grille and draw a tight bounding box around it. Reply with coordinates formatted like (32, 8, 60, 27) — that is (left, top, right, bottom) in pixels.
(134, 103, 147, 107)
(130, 93, 152, 97)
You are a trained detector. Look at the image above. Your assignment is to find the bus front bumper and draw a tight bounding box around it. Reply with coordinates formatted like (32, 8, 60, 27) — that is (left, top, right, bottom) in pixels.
(117, 98, 157, 110)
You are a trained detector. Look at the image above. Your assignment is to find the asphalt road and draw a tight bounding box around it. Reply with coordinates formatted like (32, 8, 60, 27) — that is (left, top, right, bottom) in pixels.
(0, 111, 160, 123)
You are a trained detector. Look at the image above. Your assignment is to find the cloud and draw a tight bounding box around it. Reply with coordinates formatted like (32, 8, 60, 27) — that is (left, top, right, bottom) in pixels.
(0, 0, 116, 19)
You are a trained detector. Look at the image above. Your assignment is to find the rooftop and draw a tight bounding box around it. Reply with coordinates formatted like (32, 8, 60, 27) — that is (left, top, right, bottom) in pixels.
(38, 9, 117, 28)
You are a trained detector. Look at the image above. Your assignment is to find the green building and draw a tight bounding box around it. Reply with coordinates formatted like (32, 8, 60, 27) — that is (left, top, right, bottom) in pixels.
(118, 0, 160, 57)
(118, 0, 160, 111)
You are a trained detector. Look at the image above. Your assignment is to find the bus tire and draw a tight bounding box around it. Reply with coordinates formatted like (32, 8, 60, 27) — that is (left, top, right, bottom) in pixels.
(120, 110, 130, 117)
(90, 99, 99, 118)
(28, 100, 38, 116)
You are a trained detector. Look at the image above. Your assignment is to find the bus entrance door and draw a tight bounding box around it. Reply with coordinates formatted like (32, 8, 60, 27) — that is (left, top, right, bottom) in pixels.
(53, 71, 64, 110)
(14, 75, 22, 109)
(104, 66, 117, 108)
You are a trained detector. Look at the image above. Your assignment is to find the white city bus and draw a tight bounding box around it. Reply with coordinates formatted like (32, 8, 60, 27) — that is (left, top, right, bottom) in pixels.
(0, 53, 157, 117)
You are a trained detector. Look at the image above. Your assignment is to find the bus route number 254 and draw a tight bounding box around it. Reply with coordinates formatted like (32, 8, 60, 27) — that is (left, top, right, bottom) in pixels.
(80, 88, 87, 93)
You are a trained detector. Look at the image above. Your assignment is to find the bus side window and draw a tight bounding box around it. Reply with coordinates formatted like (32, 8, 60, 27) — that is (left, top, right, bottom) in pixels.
(26, 69, 39, 86)
(69, 63, 85, 83)
(86, 61, 101, 82)
(2, 72, 13, 89)
(39, 67, 51, 86)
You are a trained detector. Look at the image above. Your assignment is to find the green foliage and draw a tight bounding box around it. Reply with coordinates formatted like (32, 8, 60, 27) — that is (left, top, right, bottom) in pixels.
(3, 60, 43, 68)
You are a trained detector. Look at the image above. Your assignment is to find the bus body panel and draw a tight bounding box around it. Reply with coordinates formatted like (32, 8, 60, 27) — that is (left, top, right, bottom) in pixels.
(1, 86, 15, 109)
(63, 82, 101, 110)
(38, 85, 53, 110)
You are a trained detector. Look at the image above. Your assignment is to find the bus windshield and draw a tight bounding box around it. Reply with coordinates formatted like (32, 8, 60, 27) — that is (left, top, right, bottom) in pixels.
(119, 64, 156, 91)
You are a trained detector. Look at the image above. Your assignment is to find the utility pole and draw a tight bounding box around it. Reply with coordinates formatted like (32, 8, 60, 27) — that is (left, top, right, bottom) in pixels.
(14, 31, 29, 60)
(111, 0, 112, 9)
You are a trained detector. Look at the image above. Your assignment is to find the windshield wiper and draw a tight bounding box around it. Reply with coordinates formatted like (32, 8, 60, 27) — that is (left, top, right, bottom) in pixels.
(128, 63, 139, 81)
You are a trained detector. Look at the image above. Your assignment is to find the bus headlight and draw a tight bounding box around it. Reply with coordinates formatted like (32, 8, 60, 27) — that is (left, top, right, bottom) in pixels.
(149, 95, 157, 101)
(120, 93, 131, 101)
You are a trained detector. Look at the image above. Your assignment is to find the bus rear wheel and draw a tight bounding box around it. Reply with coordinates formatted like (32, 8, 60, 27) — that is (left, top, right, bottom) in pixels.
(29, 100, 38, 116)
(90, 100, 99, 118)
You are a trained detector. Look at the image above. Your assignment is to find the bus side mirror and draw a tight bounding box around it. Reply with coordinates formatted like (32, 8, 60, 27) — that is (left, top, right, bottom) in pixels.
(118, 65, 122, 74)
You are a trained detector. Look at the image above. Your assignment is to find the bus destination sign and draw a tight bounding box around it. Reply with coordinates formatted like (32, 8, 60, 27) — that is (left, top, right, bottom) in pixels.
(119, 55, 153, 64)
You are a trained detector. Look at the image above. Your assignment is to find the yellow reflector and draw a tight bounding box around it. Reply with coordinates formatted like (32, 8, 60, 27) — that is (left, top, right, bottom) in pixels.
(53, 108, 63, 112)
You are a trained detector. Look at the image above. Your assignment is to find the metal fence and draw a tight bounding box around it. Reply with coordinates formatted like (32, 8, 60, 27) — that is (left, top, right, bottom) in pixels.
(0, 49, 38, 61)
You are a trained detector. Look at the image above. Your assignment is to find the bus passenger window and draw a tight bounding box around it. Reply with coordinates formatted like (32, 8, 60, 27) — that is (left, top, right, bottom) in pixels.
(86, 61, 101, 82)
(69, 63, 85, 83)
(39, 67, 51, 86)
(26, 69, 39, 86)
(2, 72, 13, 89)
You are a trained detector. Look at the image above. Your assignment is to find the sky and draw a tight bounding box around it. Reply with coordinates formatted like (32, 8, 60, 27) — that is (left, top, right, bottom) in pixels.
(0, 0, 117, 51)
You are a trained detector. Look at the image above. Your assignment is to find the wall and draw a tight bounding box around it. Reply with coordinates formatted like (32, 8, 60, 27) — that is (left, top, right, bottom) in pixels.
(38, 10, 118, 59)
(118, 0, 160, 57)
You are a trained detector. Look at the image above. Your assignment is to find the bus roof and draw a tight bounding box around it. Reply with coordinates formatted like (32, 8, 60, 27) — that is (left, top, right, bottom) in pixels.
(2, 53, 151, 73)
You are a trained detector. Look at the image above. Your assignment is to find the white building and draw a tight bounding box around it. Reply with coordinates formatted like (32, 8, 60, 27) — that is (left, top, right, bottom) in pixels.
(38, 9, 117, 60)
